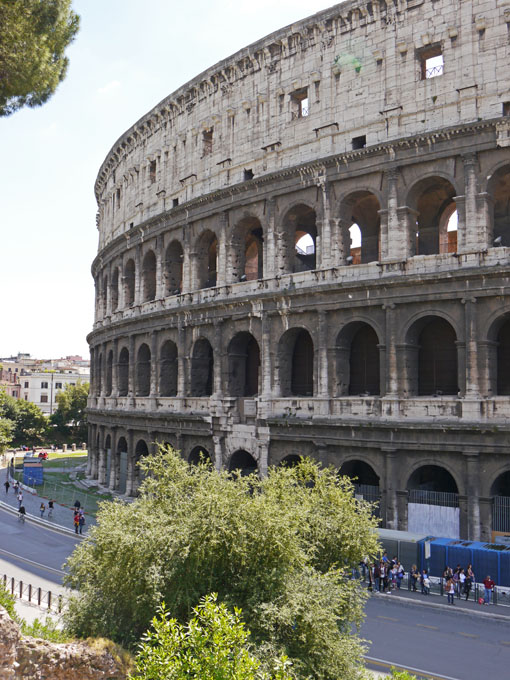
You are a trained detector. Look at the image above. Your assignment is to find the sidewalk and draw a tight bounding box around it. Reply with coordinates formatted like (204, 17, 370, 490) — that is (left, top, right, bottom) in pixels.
(368, 581, 510, 621)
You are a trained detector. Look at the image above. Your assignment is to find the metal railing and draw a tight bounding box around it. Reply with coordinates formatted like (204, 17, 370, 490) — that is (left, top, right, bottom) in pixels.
(2, 574, 67, 613)
(408, 489, 459, 508)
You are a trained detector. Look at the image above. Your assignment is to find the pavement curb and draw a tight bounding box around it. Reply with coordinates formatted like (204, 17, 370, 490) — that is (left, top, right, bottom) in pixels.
(0, 501, 85, 539)
(371, 591, 510, 622)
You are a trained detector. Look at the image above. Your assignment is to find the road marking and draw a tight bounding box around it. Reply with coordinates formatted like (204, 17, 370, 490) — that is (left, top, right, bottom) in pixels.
(365, 655, 462, 680)
(376, 615, 399, 622)
(417, 623, 439, 630)
(458, 632, 478, 639)
(0, 547, 65, 576)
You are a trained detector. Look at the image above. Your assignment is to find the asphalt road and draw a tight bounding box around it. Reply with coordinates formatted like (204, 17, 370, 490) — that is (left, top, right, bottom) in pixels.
(362, 594, 510, 680)
(0, 506, 80, 583)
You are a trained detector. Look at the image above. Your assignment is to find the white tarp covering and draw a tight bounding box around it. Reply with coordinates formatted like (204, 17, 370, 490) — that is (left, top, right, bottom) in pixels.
(408, 503, 460, 539)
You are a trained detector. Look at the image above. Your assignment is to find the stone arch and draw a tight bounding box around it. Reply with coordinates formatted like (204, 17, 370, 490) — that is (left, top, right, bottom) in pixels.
(278, 454, 301, 467)
(338, 190, 381, 264)
(136, 343, 151, 397)
(405, 315, 458, 396)
(105, 350, 113, 396)
(339, 459, 381, 509)
(278, 327, 315, 397)
(229, 449, 258, 476)
(195, 230, 218, 289)
(280, 203, 317, 274)
(118, 346, 129, 397)
(406, 461, 460, 495)
(111, 267, 119, 311)
(159, 339, 178, 397)
(335, 321, 381, 396)
(190, 338, 214, 397)
(104, 434, 111, 449)
(115, 435, 128, 494)
(124, 258, 135, 306)
(189, 446, 212, 465)
(486, 313, 510, 395)
(142, 250, 157, 302)
(487, 164, 510, 246)
(490, 469, 510, 533)
(406, 175, 458, 255)
(165, 240, 183, 295)
(227, 332, 260, 397)
(231, 216, 264, 282)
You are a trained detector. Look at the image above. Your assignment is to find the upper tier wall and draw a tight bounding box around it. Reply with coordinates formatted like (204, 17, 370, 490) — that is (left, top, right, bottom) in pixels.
(95, 0, 510, 250)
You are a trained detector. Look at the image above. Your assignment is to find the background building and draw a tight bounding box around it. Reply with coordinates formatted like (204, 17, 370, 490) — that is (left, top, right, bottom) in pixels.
(87, 0, 510, 542)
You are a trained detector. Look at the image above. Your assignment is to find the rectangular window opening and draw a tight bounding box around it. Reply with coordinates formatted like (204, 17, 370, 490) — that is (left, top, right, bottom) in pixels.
(243, 169, 254, 181)
(419, 46, 444, 80)
(291, 88, 309, 119)
(40, 381, 48, 389)
(40, 394, 48, 403)
(503, 102, 510, 117)
(172, 198, 179, 208)
(352, 135, 366, 150)
(149, 160, 157, 184)
(202, 128, 213, 157)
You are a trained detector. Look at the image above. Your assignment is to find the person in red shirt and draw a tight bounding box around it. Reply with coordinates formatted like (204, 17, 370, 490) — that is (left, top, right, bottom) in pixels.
(483, 575, 495, 604)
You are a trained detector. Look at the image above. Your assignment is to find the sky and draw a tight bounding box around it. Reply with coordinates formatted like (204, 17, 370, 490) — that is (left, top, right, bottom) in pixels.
(0, 0, 333, 361)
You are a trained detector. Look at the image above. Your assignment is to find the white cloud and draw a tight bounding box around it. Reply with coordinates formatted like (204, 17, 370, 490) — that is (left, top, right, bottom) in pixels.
(97, 80, 121, 95)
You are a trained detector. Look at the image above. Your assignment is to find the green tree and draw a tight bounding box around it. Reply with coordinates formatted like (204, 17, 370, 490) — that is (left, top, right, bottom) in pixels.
(51, 380, 89, 442)
(64, 450, 379, 679)
(0, 416, 14, 453)
(130, 594, 293, 680)
(0, 0, 79, 117)
(0, 390, 47, 446)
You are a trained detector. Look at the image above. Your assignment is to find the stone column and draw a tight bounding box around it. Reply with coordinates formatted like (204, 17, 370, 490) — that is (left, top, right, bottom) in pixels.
(257, 440, 269, 477)
(182, 227, 192, 293)
(464, 452, 481, 541)
(134, 244, 142, 306)
(396, 489, 409, 531)
(125, 430, 135, 496)
(177, 321, 187, 396)
(98, 426, 107, 486)
(90, 424, 99, 479)
(217, 212, 228, 287)
(129, 335, 136, 398)
(213, 321, 223, 397)
(109, 428, 117, 490)
(380, 168, 401, 261)
(213, 435, 224, 472)
(154, 235, 164, 299)
(456, 340, 467, 397)
(396, 207, 418, 259)
(384, 303, 398, 396)
(459, 152, 490, 252)
(112, 339, 119, 397)
(86, 423, 94, 476)
(462, 297, 479, 397)
(264, 198, 276, 278)
(317, 311, 329, 397)
(478, 340, 497, 398)
(118, 256, 126, 310)
(383, 449, 398, 530)
(260, 311, 272, 397)
(479, 497, 493, 543)
(150, 330, 159, 397)
(317, 179, 331, 269)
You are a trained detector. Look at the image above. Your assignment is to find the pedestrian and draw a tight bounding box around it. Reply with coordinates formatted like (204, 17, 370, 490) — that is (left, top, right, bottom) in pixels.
(73, 511, 80, 534)
(483, 575, 495, 605)
(396, 562, 405, 590)
(39, 502, 46, 518)
(410, 564, 419, 592)
(421, 569, 430, 595)
(464, 570, 473, 601)
(18, 505, 26, 522)
(17, 491, 23, 510)
(73, 499, 81, 511)
(459, 568, 466, 598)
(13, 481, 19, 495)
(390, 564, 398, 590)
(4, 479, 9, 494)
(48, 500, 54, 518)
(373, 562, 381, 593)
(447, 577, 455, 604)
(78, 512, 86, 535)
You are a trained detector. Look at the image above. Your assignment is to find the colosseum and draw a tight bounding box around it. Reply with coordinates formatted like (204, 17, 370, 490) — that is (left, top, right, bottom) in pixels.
(87, 0, 510, 542)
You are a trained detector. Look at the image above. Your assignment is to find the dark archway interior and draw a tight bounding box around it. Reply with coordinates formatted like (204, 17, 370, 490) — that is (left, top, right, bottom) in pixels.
(142, 250, 157, 301)
(191, 339, 214, 396)
(340, 460, 380, 486)
(349, 324, 380, 395)
(116, 436, 128, 453)
(489, 166, 510, 246)
(96, 353, 103, 396)
(111, 268, 119, 310)
(491, 471, 510, 497)
(106, 350, 113, 396)
(189, 447, 212, 465)
(344, 191, 381, 263)
(245, 228, 263, 280)
(136, 343, 151, 397)
(159, 340, 178, 397)
(165, 241, 183, 295)
(284, 204, 317, 273)
(291, 329, 314, 396)
(497, 318, 510, 395)
(124, 259, 135, 306)
(407, 465, 458, 493)
(118, 347, 129, 397)
(417, 318, 458, 395)
(228, 332, 260, 397)
(279, 454, 301, 467)
(413, 177, 456, 255)
(229, 449, 258, 476)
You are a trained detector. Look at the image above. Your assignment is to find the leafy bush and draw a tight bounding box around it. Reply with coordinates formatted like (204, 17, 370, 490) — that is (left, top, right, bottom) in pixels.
(64, 449, 379, 679)
(21, 616, 70, 642)
(0, 580, 18, 620)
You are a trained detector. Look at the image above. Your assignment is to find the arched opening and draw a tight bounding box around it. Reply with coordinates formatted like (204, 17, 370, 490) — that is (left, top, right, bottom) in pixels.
(227, 332, 260, 397)
(159, 340, 178, 397)
(105, 350, 113, 396)
(136, 343, 151, 397)
(409, 177, 457, 255)
(339, 460, 381, 510)
(118, 347, 129, 397)
(188, 446, 212, 465)
(231, 217, 264, 282)
(116, 436, 128, 494)
(279, 454, 301, 467)
(340, 191, 381, 264)
(487, 165, 510, 246)
(124, 258, 135, 306)
(348, 324, 380, 396)
(134, 439, 149, 493)
(405, 316, 458, 396)
(229, 450, 258, 476)
(196, 230, 218, 289)
(191, 338, 214, 397)
(497, 318, 510, 395)
(281, 204, 317, 273)
(491, 471, 510, 533)
(142, 250, 157, 302)
(111, 268, 119, 311)
(96, 352, 103, 396)
(407, 465, 459, 537)
(279, 328, 314, 397)
(165, 240, 183, 295)
(442, 206, 458, 253)
(104, 434, 112, 486)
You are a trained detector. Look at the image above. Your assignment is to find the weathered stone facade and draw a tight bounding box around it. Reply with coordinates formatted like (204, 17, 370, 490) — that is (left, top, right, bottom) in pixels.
(88, 0, 510, 541)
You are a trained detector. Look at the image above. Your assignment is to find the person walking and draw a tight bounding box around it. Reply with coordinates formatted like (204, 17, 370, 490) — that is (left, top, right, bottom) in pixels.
(78, 512, 86, 535)
(17, 491, 23, 510)
(39, 502, 46, 518)
(48, 500, 54, 518)
(4, 479, 9, 494)
(13, 481, 19, 495)
(483, 575, 495, 605)
(373, 562, 381, 593)
(410, 564, 419, 592)
(73, 511, 80, 534)
(447, 577, 455, 604)
(18, 505, 26, 522)
(396, 562, 405, 590)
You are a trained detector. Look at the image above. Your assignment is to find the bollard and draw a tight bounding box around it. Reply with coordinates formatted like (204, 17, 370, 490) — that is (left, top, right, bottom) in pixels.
(48, 591, 52, 610)
(28, 584, 32, 603)
(19, 581, 22, 599)
(63, 444, 67, 452)
(72, 443, 76, 451)
(37, 587, 41, 606)
(11, 577, 14, 595)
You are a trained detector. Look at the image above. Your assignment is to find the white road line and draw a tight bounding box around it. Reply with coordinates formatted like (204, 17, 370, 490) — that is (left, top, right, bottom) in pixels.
(0, 547, 65, 576)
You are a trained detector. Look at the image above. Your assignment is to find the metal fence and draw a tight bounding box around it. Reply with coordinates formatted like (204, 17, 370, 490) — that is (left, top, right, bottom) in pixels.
(354, 484, 381, 518)
(493, 496, 510, 532)
(409, 489, 459, 508)
(2, 574, 67, 613)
